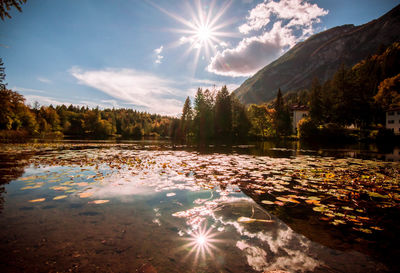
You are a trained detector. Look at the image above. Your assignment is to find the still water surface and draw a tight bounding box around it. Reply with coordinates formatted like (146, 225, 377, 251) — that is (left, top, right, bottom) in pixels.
(0, 141, 399, 272)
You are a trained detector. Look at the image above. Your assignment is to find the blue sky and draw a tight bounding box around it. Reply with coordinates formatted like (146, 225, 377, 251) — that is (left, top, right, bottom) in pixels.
(1, 0, 399, 115)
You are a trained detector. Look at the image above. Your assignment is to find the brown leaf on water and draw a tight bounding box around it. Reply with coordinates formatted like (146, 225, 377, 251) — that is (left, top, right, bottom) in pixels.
(53, 195, 68, 200)
(370, 226, 384, 231)
(79, 192, 93, 198)
(261, 200, 275, 205)
(306, 199, 320, 205)
(29, 198, 45, 203)
(274, 201, 285, 206)
(89, 200, 109, 204)
(51, 186, 70, 191)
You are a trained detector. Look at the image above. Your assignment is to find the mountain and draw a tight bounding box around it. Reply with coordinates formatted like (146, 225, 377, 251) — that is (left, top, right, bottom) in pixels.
(234, 4, 400, 104)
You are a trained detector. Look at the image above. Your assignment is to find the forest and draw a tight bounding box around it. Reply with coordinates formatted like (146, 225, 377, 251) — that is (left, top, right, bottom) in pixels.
(1, 42, 399, 142)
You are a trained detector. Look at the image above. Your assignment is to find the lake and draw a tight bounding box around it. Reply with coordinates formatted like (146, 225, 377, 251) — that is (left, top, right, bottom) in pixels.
(0, 140, 399, 272)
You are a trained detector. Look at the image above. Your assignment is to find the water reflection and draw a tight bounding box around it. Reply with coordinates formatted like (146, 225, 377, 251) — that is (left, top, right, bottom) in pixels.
(180, 224, 222, 267)
(0, 142, 399, 272)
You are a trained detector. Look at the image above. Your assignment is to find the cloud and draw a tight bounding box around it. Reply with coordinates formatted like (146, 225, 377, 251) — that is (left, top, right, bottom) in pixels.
(154, 45, 164, 64)
(23, 94, 73, 106)
(70, 67, 184, 115)
(207, 0, 328, 77)
(22, 94, 127, 110)
(238, 0, 328, 34)
(12, 86, 46, 93)
(37, 77, 52, 84)
(185, 78, 241, 96)
(208, 21, 295, 77)
(154, 45, 163, 55)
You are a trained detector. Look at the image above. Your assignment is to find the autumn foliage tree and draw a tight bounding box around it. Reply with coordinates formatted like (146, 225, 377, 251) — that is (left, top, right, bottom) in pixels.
(374, 73, 400, 110)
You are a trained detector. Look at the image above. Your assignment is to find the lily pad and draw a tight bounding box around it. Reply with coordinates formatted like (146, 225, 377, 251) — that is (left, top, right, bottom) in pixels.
(261, 200, 275, 205)
(29, 198, 45, 203)
(53, 195, 68, 200)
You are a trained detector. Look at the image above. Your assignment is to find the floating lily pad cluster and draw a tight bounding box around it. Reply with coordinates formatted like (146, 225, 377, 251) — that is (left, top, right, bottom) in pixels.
(5, 143, 400, 235)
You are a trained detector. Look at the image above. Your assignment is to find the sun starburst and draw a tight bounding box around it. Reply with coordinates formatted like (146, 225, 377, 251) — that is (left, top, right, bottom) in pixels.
(179, 224, 224, 267)
(151, 0, 237, 72)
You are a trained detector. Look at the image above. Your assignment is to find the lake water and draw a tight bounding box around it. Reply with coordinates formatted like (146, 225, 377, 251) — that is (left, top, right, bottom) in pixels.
(0, 141, 399, 272)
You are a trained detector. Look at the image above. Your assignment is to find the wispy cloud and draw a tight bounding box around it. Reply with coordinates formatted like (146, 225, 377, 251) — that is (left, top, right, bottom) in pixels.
(186, 78, 240, 96)
(37, 77, 52, 84)
(12, 86, 47, 93)
(22, 94, 122, 110)
(154, 45, 164, 64)
(23, 94, 73, 106)
(208, 0, 328, 77)
(70, 67, 184, 115)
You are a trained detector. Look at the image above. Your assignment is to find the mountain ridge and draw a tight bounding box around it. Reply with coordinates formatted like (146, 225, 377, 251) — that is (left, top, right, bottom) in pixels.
(234, 4, 400, 104)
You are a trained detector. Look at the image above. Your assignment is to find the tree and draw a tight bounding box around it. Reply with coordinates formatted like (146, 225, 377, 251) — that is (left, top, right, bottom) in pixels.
(0, 88, 25, 130)
(180, 96, 193, 140)
(193, 88, 214, 140)
(214, 85, 232, 138)
(231, 95, 250, 138)
(298, 117, 318, 140)
(248, 104, 273, 138)
(273, 89, 292, 136)
(0, 0, 27, 21)
(309, 78, 323, 123)
(374, 73, 400, 110)
(330, 64, 356, 125)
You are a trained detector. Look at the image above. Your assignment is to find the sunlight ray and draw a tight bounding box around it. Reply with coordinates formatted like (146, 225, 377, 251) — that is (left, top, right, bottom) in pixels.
(155, 0, 236, 69)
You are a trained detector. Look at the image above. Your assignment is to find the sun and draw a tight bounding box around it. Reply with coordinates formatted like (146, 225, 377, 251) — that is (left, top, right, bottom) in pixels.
(179, 224, 224, 266)
(151, 0, 237, 70)
(196, 24, 213, 43)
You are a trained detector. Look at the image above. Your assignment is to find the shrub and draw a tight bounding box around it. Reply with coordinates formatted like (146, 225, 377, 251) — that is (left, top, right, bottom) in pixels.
(298, 118, 318, 139)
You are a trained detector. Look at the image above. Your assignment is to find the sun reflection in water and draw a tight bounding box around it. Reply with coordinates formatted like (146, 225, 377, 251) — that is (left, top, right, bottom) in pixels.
(181, 224, 223, 266)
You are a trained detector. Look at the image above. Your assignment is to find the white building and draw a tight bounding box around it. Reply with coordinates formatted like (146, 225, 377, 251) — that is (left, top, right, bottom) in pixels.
(291, 105, 309, 133)
(386, 107, 400, 135)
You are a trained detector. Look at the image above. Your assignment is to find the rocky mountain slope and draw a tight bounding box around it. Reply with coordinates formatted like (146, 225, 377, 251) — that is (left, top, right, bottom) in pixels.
(234, 4, 400, 104)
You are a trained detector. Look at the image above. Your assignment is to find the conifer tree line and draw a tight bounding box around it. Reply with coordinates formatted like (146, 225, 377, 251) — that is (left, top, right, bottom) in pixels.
(176, 86, 251, 141)
(175, 86, 293, 141)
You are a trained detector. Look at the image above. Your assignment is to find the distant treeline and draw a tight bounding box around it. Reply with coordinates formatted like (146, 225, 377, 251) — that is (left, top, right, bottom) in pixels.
(0, 61, 176, 139)
(0, 91, 176, 140)
(1, 42, 399, 142)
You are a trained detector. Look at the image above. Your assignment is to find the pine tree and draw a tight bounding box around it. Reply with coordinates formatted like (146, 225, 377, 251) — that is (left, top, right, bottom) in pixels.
(273, 89, 292, 136)
(214, 85, 232, 138)
(180, 96, 193, 140)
